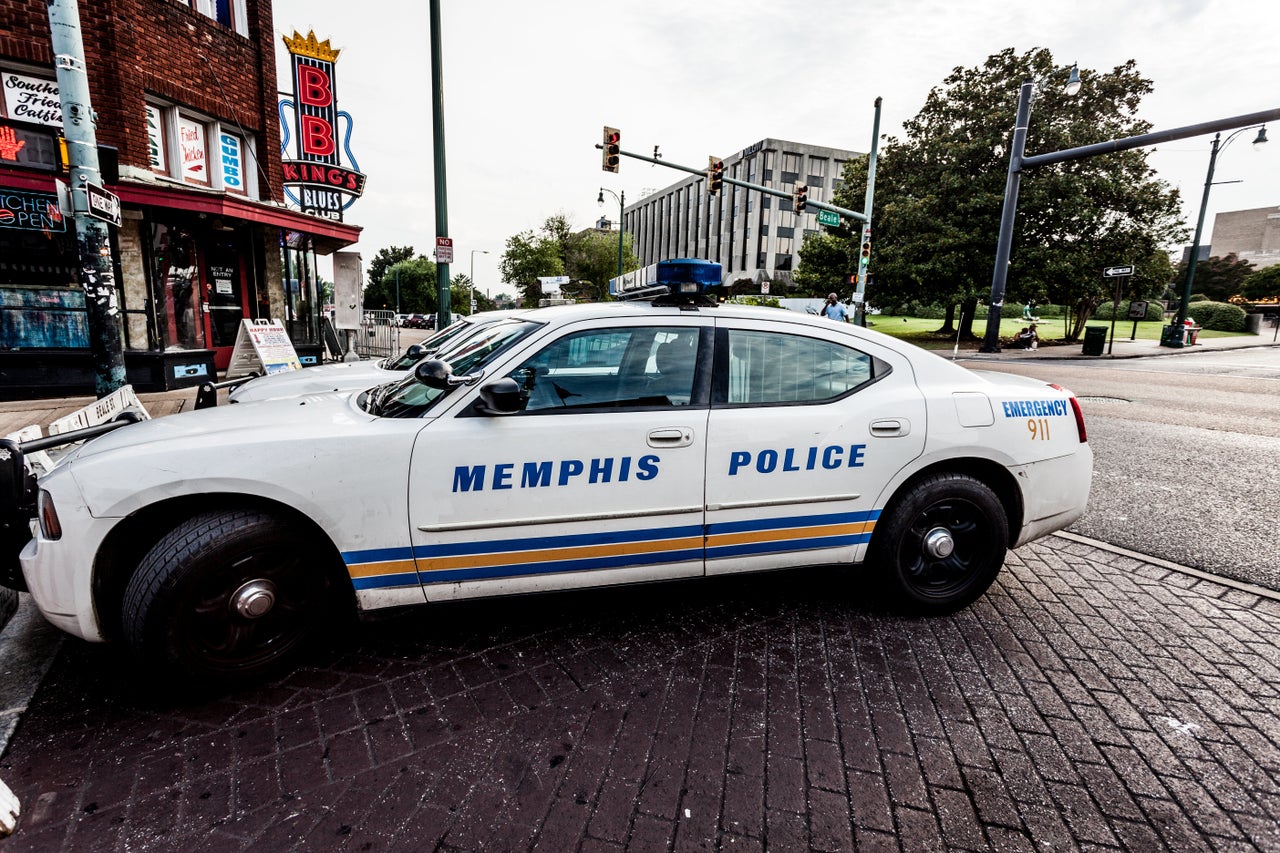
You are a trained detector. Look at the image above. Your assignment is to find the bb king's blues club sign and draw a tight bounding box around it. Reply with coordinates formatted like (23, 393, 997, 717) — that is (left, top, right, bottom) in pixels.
(278, 31, 365, 222)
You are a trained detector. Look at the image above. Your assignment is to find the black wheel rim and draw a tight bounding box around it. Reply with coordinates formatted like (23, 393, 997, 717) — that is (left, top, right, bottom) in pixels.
(898, 497, 1000, 600)
(177, 544, 325, 674)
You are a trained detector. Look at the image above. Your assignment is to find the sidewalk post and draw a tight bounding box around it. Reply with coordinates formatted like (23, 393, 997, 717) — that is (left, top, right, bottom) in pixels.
(47, 0, 126, 398)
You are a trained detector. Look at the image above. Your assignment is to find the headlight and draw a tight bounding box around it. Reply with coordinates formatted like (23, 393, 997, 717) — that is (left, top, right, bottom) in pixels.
(38, 489, 62, 540)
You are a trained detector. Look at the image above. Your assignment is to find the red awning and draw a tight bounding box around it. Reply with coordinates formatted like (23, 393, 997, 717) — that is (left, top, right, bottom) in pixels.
(113, 183, 361, 253)
(1, 170, 361, 253)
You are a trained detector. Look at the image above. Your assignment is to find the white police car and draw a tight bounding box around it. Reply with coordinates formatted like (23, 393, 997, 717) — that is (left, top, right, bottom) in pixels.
(5, 260, 1091, 686)
(226, 310, 519, 403)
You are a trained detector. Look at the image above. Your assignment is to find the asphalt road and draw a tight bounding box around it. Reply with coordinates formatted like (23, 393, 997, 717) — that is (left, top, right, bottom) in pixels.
(960, 348, 1280, 592)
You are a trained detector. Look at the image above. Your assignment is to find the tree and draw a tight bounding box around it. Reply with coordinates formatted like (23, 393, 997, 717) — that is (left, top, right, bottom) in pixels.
(1172, 253, 1256, 302)
(564, 229, 639, 302)
(367, 245, 417, 291)
(793, 231, 855, 297)
(1241, 264, 1280, 302)
(499, 227, 563, 306)
(500, 215, 640, 306)
(797, 47, 1185, 340)
(363, 258, 437, 313)
(450, 273, 497, 314)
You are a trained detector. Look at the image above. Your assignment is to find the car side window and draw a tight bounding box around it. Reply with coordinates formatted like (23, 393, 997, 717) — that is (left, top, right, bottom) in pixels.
(511, 326, 703, 412)
(718, 328, 885, 405)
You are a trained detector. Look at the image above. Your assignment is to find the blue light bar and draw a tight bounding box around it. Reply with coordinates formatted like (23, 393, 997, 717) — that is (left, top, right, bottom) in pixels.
(656, 259, 722, 292)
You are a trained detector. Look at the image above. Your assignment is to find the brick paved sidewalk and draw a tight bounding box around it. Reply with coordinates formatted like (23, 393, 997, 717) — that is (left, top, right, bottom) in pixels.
(1, 536, 1279, 851)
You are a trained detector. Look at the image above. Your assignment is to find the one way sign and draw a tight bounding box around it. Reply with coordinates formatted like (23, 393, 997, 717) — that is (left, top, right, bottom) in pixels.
(1103, 265, 1134, 277)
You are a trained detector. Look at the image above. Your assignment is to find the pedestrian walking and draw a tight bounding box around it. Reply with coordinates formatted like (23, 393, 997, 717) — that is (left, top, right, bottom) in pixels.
(822, 293, 850, 322)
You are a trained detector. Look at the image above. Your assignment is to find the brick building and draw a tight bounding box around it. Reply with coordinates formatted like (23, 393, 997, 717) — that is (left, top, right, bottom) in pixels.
(0, 0, 360, 397)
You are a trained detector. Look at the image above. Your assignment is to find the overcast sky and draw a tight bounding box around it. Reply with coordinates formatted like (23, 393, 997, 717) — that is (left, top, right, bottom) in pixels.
(271, 0, 1279, 292)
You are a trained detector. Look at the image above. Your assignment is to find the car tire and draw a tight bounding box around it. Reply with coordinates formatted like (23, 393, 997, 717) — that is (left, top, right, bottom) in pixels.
(869, 473, 1007, 615)
(122, 509, 342, 687)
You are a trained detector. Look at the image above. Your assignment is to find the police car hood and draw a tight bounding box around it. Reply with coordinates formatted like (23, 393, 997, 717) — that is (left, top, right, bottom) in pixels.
(67, 392, 370, 462)
(229, 362, 391, 402)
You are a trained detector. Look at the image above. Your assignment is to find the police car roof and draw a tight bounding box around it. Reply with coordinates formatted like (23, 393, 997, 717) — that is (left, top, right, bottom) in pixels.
(513, 299, 886, 337)
(511, 300, 985, 384)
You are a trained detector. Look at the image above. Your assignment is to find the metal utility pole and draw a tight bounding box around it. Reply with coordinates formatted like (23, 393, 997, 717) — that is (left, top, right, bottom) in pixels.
(429, 0, 451, 328)
(47, 0, 125, 397)
(979, 80, 1034, 353)
(854, 97, 882, 326)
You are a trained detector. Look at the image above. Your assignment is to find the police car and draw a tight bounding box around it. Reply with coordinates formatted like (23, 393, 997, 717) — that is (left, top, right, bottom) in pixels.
(226, 311, 519, 403)
(5, 260, 1091, 687)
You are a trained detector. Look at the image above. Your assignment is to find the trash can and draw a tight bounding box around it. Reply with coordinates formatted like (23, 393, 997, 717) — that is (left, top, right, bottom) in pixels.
(1082, 326, 1107, 356)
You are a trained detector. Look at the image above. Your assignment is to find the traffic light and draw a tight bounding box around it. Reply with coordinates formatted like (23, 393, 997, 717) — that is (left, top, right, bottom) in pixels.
(860, 240, 871, 266)
(793, 184, 808, 213)
(706, 156, 724, 195)
(602, 126, 620, 173)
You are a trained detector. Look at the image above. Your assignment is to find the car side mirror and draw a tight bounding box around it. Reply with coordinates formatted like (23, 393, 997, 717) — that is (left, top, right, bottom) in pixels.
(415, 359, 453, 389)
(405, 344, 425, 359)
(476, 377, 527, 415)
(415, 359, 484, 390)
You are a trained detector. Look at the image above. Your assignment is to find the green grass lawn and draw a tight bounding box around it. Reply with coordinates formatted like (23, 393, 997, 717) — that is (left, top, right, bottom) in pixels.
(863, 315, 1250, 350)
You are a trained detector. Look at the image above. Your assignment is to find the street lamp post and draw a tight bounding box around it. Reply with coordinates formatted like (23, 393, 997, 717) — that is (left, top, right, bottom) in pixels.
(598, 188, 625, 278)
(469, 249, 489, 315)
(1165, 124, 1268, 347)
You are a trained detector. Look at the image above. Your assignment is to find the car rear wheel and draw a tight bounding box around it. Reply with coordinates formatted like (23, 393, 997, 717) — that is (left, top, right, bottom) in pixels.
(122, 509, 342, 687)
(870, 473, 1007, 614)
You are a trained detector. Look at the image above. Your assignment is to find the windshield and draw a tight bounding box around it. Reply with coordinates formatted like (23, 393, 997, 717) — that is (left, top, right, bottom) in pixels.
(363, 320, 541, 418)
(377, 319, 474, 369)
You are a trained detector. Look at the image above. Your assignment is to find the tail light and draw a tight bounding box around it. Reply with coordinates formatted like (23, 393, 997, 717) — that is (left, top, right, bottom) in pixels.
(38, 490, 62, 540)
(1049, 384, 1087, 443)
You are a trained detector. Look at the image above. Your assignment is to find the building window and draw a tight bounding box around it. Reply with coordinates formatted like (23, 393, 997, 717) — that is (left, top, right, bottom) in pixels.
(217, 130, 247, 195)
(185, 0, 247, 34)
(176, 114, 210, 185)
(147, 101, 256, 197)
(1, 68, 61, 126)
(807, 157, 827, 188)
(780, 152, 801, 186)
(145, 104, 167, 173)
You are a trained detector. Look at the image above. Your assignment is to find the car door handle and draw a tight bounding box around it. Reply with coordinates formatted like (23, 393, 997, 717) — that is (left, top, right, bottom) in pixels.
(648, 428, 694, 447)
(870, 418, 910, 437)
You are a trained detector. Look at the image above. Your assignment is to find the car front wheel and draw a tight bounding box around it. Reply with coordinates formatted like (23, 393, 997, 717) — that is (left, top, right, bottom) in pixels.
(870, 473, 1008, 614)
(122, 509, 342, 687)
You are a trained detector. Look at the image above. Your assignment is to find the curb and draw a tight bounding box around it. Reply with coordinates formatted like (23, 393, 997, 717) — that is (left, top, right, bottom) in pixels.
(0, 590, 13, 635)
(954, 339, 1280, 362)
(0, 596, 63, 758)
(1052, 531, 1280, 602)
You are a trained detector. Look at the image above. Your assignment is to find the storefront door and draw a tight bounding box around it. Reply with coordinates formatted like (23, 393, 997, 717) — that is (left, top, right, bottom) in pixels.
(202, 235, 248, 370)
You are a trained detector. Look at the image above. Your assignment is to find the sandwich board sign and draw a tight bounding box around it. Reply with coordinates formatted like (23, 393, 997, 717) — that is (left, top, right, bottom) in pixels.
(227, 319, 303, 378)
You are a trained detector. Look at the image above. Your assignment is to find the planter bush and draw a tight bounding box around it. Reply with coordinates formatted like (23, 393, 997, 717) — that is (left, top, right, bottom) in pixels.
(1186, 301, 1247, 331)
